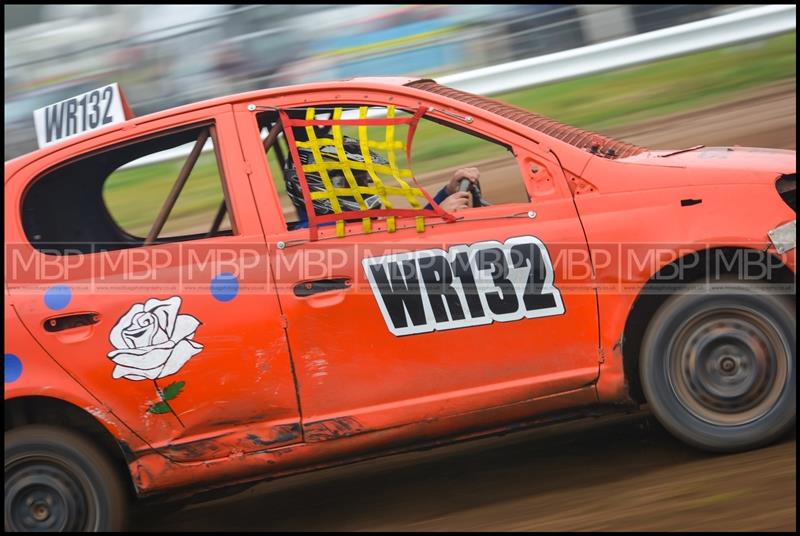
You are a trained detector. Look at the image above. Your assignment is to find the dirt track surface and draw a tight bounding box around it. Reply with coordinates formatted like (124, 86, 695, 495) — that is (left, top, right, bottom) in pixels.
(134, 84, 796, 532)
(132, 412, 795, 532)
(607, 80, 796, 152)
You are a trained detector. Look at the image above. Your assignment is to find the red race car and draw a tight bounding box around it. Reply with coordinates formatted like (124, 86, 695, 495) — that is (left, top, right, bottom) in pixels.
(5, 78, 796, 531)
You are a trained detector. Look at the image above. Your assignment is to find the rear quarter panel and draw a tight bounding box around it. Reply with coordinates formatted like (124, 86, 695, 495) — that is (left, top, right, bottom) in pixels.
(4, 299, 149, 458)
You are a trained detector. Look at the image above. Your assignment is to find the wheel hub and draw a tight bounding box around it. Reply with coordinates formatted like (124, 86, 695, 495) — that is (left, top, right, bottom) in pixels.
(5, 460, 88, 531)
(669, 308, 789, 426)
(31, 499, 51, 522)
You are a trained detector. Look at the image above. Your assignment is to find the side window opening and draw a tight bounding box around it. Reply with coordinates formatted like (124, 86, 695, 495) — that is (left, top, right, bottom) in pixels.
(22, 123, 234, 255)
(258, 111, 296, 227)
(255, 104, 529, 236)
(258, 107, 440, 235)
(411, 115, 529, 206)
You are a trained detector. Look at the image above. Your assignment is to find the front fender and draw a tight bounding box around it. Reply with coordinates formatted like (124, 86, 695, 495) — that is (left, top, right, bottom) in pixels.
(571, 175, 795, 403)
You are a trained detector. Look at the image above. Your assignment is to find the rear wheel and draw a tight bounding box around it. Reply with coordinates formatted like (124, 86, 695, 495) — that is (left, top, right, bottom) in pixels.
(5, 425, 127, 531)
(640, 282, 795, 452)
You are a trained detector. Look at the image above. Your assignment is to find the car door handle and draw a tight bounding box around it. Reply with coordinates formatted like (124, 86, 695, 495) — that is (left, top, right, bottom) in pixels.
(293, 278, 351, 297)
(44, 312, 100, 332)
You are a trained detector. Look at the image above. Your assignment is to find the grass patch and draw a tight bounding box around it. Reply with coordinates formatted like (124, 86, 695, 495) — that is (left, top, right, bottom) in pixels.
(104, 150, 229, 237)
(497, 32, 795, 131)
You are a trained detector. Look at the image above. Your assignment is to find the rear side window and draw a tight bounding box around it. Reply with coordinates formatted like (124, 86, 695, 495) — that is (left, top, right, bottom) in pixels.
(22, 123, 234, 255)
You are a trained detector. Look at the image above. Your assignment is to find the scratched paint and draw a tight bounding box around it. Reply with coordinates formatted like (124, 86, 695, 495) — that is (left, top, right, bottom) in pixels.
(310, 360, 328, 379)
(255, 350, 271, 373)
(245, 424, 299, 448)
(254, 348, 272, 384)
(303, 347, 329, 384)
(304, 416, 364, 442)
(85, 406, 114, 427)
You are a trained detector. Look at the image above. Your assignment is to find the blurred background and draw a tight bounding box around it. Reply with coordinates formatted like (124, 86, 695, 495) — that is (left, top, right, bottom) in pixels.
(4, 6, 796, 531)
(5, 4, 796, 161)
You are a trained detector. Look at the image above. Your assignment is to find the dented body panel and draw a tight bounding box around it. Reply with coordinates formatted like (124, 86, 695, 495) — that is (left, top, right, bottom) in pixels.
(5, 77, 796, 498)
(130, 386, 597, 495)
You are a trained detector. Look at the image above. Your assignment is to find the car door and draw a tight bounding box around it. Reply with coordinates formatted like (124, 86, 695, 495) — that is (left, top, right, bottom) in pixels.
(5, 107, 302, 461)
(235, 93, 600, 442)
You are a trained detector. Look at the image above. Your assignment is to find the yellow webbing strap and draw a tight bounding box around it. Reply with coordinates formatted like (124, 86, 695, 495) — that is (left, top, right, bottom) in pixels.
(301, 107, 344, 236)
(331, 107, 372, 233)
(295, 106, 430, 235)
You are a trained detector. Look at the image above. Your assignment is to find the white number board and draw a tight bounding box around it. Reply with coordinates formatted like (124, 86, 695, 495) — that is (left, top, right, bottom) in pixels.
(33, 83, 129, 149)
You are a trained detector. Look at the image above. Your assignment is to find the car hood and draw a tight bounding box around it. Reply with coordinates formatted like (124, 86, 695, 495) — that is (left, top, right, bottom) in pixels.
(617, 146, 795, 175)
(583, 146, 795, 194)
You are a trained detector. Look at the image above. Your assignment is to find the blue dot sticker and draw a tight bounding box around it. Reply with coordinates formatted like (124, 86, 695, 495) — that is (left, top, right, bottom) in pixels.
(44, 285, 72, 311)
(211, 273, 239, 302)
(5, 354, 22, 383)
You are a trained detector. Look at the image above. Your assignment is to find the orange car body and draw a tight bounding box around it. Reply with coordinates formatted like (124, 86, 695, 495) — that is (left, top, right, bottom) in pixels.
(4, 77, 795, 497)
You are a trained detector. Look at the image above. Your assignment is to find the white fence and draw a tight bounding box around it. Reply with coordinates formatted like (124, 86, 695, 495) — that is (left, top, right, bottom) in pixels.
(439, 4, 796, 96)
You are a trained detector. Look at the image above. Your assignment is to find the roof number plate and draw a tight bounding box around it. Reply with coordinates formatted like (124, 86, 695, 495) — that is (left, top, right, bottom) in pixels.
(33, 83, 130, 149)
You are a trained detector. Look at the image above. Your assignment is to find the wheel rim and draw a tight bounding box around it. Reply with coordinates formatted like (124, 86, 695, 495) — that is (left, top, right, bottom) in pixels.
(667, 306, 790, 426)
(5, 456, 96, 531)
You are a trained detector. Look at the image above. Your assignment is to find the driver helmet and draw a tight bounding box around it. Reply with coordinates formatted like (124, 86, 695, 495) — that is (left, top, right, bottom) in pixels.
(284, 135, 386, 216)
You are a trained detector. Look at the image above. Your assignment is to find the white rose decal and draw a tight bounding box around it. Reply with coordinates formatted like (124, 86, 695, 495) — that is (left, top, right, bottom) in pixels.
(108, 297, 203, 416)
(108, 296, 203, 380)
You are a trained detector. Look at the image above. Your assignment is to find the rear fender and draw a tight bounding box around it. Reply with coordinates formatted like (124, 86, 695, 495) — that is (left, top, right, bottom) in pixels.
(4, 299, 149, 456)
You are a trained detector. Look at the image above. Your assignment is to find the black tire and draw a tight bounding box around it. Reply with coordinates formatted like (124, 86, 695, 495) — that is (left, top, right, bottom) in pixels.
(5, 425, 128, 531)
(640, 281, 795, 452)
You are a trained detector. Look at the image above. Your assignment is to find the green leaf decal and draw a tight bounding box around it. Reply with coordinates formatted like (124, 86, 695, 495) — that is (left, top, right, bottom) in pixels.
(148, 402, 171, 414)
(162, 381, 186, 401)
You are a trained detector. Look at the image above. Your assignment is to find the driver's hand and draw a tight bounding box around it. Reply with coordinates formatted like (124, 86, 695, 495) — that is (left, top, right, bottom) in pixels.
(446, 167, 480, 195)
(439, 191, 472, 212)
